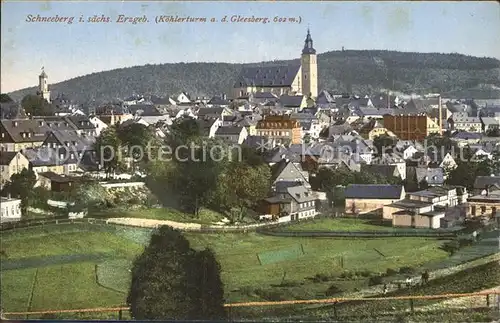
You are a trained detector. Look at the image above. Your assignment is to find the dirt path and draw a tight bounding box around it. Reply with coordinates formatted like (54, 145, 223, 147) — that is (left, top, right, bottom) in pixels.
(418, 285, 500, 311)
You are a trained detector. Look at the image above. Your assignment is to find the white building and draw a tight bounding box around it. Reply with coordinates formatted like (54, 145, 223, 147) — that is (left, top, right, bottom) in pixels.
(1, 196, 22, 223)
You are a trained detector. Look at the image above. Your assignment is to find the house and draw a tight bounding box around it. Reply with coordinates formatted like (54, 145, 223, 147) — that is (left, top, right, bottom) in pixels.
(0, 119, 51, 152)
(412, 151, 457, 170)
(0, 196, 22, 223)
(63, 116, 97, 137)
(466, 185, 500, 218)
(260, 185, 317, 222)
(383, 114, 441, 140)
(176, 92, 192, 104)
(344, 184, 405, 216)
(243, 135, 277, 151)
(279, 95, 308, 112)
(196, 107, 233, 119)
(481, 116, 500, 132)
(371, 153, 406, 180)
(449, 112, 482, 133)
(384, 186, 463, 228)
(473, 176, 500, 195)
(206, 95, 230, 108)
(88, 116, 108, 136)
(394, 141, 424, 160)
(270, 158, 310, 193)
(36, 171, 76, 192)
(360, 164, 402, 181)
(290, 113, 324, 139)
(214, 126, 248, 145)
(450, 131, 482, 147)
(196, 117, 222, 138)
(256, 114, 302, 145)
(358, 119, 396, 140)
(0, 151, 30, 187)
(23, 146, 82, 175)
(263, 146, 302, 165)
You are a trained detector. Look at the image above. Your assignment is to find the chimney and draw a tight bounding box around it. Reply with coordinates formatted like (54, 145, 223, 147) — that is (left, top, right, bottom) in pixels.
(438, 95, 443, 135)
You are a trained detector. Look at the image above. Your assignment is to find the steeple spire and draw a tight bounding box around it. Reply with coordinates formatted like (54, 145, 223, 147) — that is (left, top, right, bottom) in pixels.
(302, 28, 316, 55)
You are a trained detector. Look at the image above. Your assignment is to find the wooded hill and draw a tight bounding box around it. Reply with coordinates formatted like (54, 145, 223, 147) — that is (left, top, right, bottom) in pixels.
(8, 50, 500, 103)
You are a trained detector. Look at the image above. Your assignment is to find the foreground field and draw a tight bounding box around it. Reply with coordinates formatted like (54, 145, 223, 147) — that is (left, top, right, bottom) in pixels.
(0, 223, 452, 315)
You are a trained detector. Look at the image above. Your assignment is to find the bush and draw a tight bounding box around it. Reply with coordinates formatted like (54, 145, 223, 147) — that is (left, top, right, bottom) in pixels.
(325, 284, 343, 296)
(399, 266, 415, 274)
(339, 271, 356, 280)
(356, 270, 373, 277)
(277, 280, 300, 287)
(440, 240, 460, 255)
(368, 275, 384, 286)
(312, 273, 331, 282)
(254, 288, 287, 301)
(386, 268, 398, 276)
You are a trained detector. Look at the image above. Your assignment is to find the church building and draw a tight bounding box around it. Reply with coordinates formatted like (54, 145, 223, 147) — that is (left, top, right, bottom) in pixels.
(232, 29, 318, 99)
(37, 68, 51, 103)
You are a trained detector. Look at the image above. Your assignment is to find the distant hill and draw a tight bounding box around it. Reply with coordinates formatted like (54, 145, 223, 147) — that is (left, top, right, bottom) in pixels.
(8, 50, 500, 103)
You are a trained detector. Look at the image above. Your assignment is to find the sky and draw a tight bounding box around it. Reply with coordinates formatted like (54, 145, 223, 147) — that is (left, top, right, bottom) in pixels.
(1, 1, 499, 93)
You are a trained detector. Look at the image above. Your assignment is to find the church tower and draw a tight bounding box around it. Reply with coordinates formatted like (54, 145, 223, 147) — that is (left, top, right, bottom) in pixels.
(37, 67, 51, 103)
(301, 29, 318, 99)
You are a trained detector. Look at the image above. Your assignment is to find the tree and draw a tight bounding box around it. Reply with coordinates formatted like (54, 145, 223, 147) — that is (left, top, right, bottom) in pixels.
(94, 126, 126, 178)
(0, 94, 13, 103)
(373, 134, 397, 157)
(168, 116, 201, 147)
(187, 248, 226, 320)
(1, 168, 37, 215)
(127, 226, 226, 320)
(21, 94, 54, 116)
(170, 138, 232, 216)
(117, 123, 160, 164)
(210, 162, 271, 222)
(446, 159, 493, 190)
(67, 180, 108, 213)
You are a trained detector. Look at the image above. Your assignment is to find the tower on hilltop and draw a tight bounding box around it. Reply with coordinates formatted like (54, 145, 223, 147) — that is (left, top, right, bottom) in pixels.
(301, 28, 318, 99)
(37, 67, 51, 103)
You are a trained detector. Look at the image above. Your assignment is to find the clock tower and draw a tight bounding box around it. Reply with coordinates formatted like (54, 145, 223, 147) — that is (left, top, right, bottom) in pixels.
(301, 29, 318, 99)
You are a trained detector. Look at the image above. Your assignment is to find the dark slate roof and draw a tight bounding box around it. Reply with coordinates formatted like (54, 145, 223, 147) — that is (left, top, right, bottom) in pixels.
(316, 90, 334, 104)
(361, 164, 399, 179)
(197, 107, 225, 116)
(279, 95, 304, 107)
(287, 186, 315, 203)
(474, 176, 500, 190)
(1, 119, 52, 143)
(38, 171, 72, 183)
(452, 131, 482, 140)
(150, 96, 173, 105)
(215, 126, 244, 135)
(207, 96, 230, 106)
(415, 167, 444, 185)
(65, 116, 96, 130)
(234, 65, 301, 88)
(254, 92, 279, 99)
(128, 104, 164, 116)
(344, 184, 403, 199)
(0, 151, 18, 165)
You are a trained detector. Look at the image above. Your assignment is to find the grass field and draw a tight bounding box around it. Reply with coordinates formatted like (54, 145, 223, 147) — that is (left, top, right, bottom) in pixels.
(0, 223, 455, 316)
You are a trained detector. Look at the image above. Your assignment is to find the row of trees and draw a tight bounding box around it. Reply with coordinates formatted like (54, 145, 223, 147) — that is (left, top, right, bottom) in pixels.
(148, 117, 271, 222)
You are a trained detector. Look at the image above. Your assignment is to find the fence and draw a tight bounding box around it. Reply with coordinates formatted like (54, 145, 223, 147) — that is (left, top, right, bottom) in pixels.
(3, 291, 499, 320)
